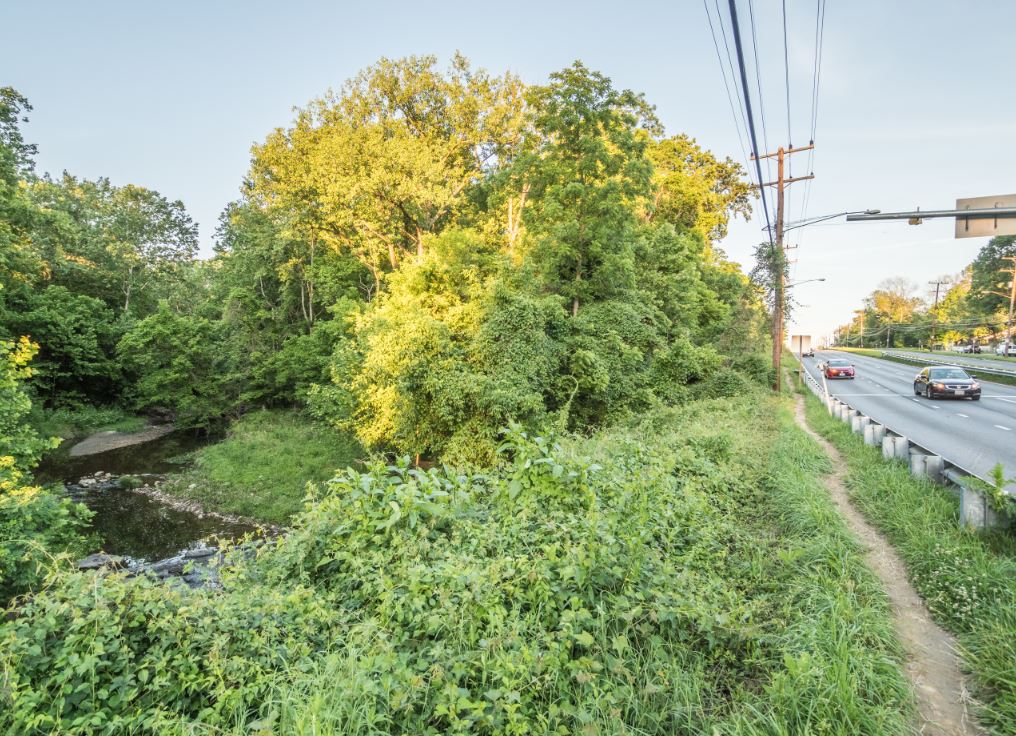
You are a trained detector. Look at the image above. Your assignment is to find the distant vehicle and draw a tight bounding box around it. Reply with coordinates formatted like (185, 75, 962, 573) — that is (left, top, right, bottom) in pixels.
(913, 366, 981, 400)
(950, 343, 981, 354)
(790, 334, 814, 358)
(997, 343, 1013, 357)
(823, 358, 855, 379)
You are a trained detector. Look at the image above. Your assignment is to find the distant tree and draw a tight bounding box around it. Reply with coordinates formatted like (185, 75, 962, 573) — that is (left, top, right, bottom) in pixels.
(969, 235, 1016, 315)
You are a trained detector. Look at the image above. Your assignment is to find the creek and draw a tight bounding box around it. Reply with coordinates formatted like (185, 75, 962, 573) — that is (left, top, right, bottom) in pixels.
(35, 429, 259, 562)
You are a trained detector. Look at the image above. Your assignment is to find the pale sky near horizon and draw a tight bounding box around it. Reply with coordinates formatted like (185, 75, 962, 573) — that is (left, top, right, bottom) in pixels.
(4, 0, 1015, 340)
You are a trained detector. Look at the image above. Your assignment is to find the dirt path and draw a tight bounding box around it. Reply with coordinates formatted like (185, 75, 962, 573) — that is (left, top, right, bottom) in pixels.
(69, 425, 174, 457)
(792, 393, 983, 736)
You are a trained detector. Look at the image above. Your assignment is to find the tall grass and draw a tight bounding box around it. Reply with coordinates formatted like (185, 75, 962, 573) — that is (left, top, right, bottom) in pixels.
(804, 390, 1016, 732)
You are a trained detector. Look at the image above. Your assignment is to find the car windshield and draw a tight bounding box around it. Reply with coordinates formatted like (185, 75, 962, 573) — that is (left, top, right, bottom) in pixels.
(929, 368, 970, 380)
(828, 360, 851, 367)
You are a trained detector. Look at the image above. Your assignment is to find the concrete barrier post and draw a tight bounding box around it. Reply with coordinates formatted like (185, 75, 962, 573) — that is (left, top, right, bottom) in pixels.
(863, 424, 876, 446)
(872, 424, 886, 446)
(882, 436, 895, 460)
(924, 455, 944, 484)
(892, 436, 910, 461)
(909, 453, 927, 478)
(959, 486, 1002, 529)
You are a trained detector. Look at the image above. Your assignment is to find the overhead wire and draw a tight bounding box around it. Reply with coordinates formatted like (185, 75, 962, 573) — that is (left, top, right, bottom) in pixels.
(794, 0, 827, 252)
(702, 0, 754, 178)
(726, 0, 775, 244)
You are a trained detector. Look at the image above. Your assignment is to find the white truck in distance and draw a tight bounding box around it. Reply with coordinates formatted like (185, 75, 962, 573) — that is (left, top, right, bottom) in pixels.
(790, 335, 814, 358)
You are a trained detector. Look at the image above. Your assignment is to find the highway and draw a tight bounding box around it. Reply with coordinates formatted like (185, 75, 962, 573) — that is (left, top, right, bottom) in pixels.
(801, 351, 1016, 488)
(882, 349, 1016, 374)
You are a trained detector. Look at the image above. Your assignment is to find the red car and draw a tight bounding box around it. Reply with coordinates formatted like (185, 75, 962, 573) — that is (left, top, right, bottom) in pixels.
(823, 358, 855, 379)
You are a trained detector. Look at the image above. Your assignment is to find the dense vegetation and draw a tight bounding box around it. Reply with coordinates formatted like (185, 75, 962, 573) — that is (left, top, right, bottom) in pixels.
(13, 54, 998, 733)
(1, 389, 918, 734)
(833, 236, 1016, 349)
(1, 60, 763, 462)
(804, 390, 1016, 733)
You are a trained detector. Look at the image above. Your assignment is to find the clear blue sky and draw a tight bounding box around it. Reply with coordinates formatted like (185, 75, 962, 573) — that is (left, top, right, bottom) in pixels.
(4, 0, 1015, 339)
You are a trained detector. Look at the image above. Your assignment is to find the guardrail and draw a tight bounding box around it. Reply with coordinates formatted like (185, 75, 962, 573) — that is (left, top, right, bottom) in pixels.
(797, 364, 1005, 529)
(881, 350, 1016, 379)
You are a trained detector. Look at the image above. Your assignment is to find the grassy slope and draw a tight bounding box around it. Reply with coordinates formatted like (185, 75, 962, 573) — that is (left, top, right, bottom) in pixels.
(163, 409, 363, 524)
(0, 390, 916, 734)
(803, 389, 1016, 732)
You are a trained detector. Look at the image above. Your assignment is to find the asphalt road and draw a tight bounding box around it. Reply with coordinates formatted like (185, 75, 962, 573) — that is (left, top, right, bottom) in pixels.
(802, 351, 1016, 487)
(885, 349, 1016, 373)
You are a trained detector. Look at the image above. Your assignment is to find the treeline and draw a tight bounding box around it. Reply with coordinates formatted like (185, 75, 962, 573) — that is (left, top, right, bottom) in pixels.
(2, 56, 768, 465)
(833, 235, 1016, 349)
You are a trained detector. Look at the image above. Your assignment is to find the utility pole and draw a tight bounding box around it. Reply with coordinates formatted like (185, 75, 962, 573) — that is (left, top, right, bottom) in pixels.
(752, 143, 814, 391)
(928, 279, 949, 349)
(1004, 255, 1016, 355)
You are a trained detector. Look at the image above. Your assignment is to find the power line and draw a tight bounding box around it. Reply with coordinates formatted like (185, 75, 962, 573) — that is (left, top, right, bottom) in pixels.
(726, 0, 774, 244)
(781, 0, 792, 147)
(702, 0, 753, 176)
(746, 0, 773, 186)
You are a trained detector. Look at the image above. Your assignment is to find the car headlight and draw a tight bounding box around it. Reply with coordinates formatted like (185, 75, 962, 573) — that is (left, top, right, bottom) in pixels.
(971, 382, 980, 390)
(933, 383, 945, 389)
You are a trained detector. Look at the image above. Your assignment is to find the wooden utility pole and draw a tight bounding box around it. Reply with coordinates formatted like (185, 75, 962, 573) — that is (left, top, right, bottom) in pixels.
(752, 143, 814, 391)
(928, 279, 949, 348)
(1004, 255, 1016, 355)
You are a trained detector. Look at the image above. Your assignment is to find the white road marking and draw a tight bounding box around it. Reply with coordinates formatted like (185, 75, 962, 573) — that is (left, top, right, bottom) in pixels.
(931, 405, 940, 409)
(911, 398, 921, 403)
(956, 414, 969, 418)
(995, 397, 1016, 404)
(994, 425, 1012, 431)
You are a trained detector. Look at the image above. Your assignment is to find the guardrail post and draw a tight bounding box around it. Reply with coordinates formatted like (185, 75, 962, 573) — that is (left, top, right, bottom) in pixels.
(881, 436, 894, 460)
(909, 453, 927, 478)
(892, 436, 910, 461)
(959, 486, 1002, 529)
(871, 424, 885, 446)
(863, 424, 876, 446)
(924, 455, 944, 483)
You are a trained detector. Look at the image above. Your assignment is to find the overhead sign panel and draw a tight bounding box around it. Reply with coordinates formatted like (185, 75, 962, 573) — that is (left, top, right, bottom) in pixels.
(955, 194, 1016, 238)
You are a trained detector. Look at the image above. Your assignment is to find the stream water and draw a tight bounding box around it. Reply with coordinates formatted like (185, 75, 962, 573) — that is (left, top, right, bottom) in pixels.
(35, 430, 259, 561)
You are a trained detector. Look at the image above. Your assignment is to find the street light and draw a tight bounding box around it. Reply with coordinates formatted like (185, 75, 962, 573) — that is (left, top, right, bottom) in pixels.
(775, 211, 881, 233)
(786, 277, 826, 288)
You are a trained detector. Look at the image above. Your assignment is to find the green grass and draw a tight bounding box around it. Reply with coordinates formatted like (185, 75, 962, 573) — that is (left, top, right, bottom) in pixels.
(162, 409, 363, 524)
(28, 405, 147, 439)
(803, 390, 1016, 733)
(0, 390, 917, 734)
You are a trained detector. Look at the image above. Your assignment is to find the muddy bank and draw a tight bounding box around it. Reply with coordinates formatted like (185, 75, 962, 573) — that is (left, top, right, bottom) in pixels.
(69, 425, 175, 457)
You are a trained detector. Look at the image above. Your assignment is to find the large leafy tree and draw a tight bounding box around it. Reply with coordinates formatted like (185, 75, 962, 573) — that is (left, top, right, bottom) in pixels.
(521, 62, 656, 317)
(29, 176, 199, 315)
(247, 55, 527, 305)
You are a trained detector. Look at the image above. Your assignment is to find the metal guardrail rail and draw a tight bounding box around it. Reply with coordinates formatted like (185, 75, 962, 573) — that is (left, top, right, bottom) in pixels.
(881, 350, 1016, 379)
(797, 363, 1006, 528)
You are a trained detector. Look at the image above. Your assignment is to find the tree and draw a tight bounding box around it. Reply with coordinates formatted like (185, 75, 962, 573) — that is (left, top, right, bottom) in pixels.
(521, 62, 657, 317)
(969, 235, 1016, 316)
(2, 286, 119, 404)
(645, 134, 752, 243)
(247, 55, 527, 302)
(117, 305, 230, 427)
(0, 87, 37, 183)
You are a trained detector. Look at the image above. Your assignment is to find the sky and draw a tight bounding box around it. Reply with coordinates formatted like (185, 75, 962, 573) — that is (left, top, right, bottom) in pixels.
(4, 0, 1015, 340)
